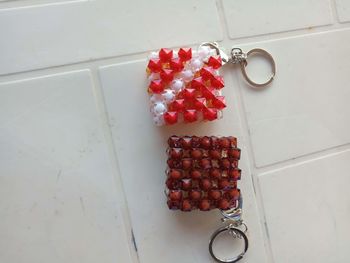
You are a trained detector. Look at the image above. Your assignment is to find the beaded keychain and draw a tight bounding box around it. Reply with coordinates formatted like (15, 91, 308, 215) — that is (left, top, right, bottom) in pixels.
(145, 43, 276, 262)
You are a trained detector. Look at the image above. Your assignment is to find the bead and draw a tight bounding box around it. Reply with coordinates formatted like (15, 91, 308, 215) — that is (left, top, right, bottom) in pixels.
(218, 179, 230, 189)
(211, 76, 225, 89)
(213, 96, 226, 110)
(178, 48, 192, 61)
(184, 110, 198, 123)
(201, 87, 216, 100)
(210, 168, 221, 179)
(208, 56, 222, 69)
(149, 80, 164, 94)
(169, 169, 182, 179)
(150, 93, 164, 104)
(162, 89, 175, 103)
(228, 148, 241, 159)
(168, 148, 183, 159)
(209, 149, 221, 159)
(190, 169, 202, 179)
(218, 199, 230, 210)
(191, 77, 206, 90)
(198, 45, 211, 59)
(190, 149, 202, 159)
(219, 137, 231, 148)
(183, 88, 196, 101)
(228, 136, 238, 147)
(179, 136, 192, 149)
(170, 79, 184, 93)
(191, 136, 201, 148)
(148, 73, 160, 81)
(164, 111, 178, 125)
(159, 48, 173, 62)
(147, 59, 162, 73)
(182, 179, 192, 190)
(152, 114, 165, 126)
(200, 136, 211, 149)
(199, 199, 211, 211)
(203, 108, 218, 121)
(227, 189, 240, 200)
(152, 102, 167, 114)
(209, 190, 222, 200)
(181, 199, 192, 211)
(190, 58, 203, 72)
(182, 158, 193, 170)
(171, 99, 185, 112)
(200, 67, 215, 81)
(228, 169, 241, 180)
(160, 69, 174, 82)
(168, 135, 180, 147)
(167, 200, 180, 210)
(200, 178, 212, 190)
(220, 158, 231, 169)
(189, 190, 202, 200)
(170, 58, 184, 72)
(200, 158, 211, 169)
(169, 190, 182, 201)
(181, 69, 194, 82)
(194, 97, 206, 110)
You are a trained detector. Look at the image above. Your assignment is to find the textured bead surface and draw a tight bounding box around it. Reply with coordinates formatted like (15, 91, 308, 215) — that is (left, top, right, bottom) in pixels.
(166, 136, 241, 211)
(147, 46, 226, 126)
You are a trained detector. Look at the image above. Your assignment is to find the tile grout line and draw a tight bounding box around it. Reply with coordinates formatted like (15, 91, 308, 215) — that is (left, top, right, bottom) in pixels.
(89, 66, 140, 263)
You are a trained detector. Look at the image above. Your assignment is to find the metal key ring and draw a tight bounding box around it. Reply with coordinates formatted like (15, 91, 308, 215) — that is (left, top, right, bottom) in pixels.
(239, 48, 276, 88)
(209, 225, 249, 263)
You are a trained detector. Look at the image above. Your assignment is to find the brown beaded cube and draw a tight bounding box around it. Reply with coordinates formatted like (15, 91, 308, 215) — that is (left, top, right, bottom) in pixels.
(166, 135, 241, 212)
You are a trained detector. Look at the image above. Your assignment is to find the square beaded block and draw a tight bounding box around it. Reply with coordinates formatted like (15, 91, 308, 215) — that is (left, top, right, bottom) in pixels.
(147, 46, 226, 126)
(166, 136, 241, 212)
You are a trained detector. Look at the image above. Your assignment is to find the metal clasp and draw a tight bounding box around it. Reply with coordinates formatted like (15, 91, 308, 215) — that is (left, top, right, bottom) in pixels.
(209, 196, 249, 263)
(200, 42, 276, 88)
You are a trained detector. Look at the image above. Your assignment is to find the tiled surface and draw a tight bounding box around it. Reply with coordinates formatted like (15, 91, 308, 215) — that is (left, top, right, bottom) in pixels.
(258, 150, 350, 263)
(0, 71, 132, 263)
(222, 0, 332, 39)
(1, 1, 350, 263)
(99, 61, 267, 263)
(0, 0, 221, 75)
(238, 29, 350, 167)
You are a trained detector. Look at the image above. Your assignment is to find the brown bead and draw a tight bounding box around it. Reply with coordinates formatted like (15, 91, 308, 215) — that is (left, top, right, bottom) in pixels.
(169, 148, 183, 159)
(199, 199, 211, 211)
(200, 158, 211, 169)
(168, 136, 179, 147)
(191, 136, 201, 148)
(182, 179, 192, 190)
(228, 148, 241, 159)
(227, 188, 240, 200)
(210, 136, 220, 148)
(228, 136, 237, 147)
(189, 190, 202, 200)
(169, 169, 182, 180)
(200, 136, 211, 149)
(208, 190, 222, 200)
(200, 178, 212, 190)
(209, 168, 221, 179)
(166, 178, 181, 190)
(169, 190, 182, 201)
(228, 169, 241, 180)
(190, 170, 202, 179)
(218, 199, 230, 210)
(167, 200, 180, 210)
(220, 158, 231, 169)
(219, 137, 231, 148)
(180, 136, 192, 149)
(167, 158, 180, 169)
(181, 199, 192, 211)
(209, 149, 221, 159)
(218, 179, 230, 189)
(191, 149, 203, 159)
(181, 158, 193, 170)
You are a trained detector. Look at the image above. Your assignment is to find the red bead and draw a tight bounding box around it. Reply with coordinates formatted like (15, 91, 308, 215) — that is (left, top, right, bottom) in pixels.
(208, 56, 222, 69)
(170, 58, 184, 72)
(168, 136, 180, 147)
(183, 88, 196, 101)
(191, 77, 206, 90)
(200, 136, 211, 149)
(211, 136, 220, 148)
(203, 108, 218, 121)
(200, 67, 215, 81)
(219, 137, 231, 148)
(179, 136, 192, 149)
(181, 199, 192, 211)
(160, 69, 174, 82)
(149, 80, 164, 94)
(220, 158, 231, 169)
(169, 190, 182, 201)
(228, 148, 241, 159)
(211, 76, 225, 89)
(167, 158, 178, 168)
(159, 48, 173, 62)
(147, 59, 162, 73)
(190, 149, 203, 159)
(209, 149, 221, 159)
(200, 158, 211, 169)
(218, 199, 230, 210)
(190, 169, 202, 179)
(167, 200, 180, 210)
(182, 179, 192, 190)
(199, 199, 211, 211)
(201, 86, 216, 99)
(210, 168, 221, 179)
(169, 169, 182, 180)
(189, 190, 202, 200)
(218, 179, 230, 189)
(191, 136, 201, 148)
(213, 96, 226, 110)
(228, 136, 237, 147)
(184, 110, 198, 123)
(194, 97, 206, 110)
(227, 189, 240, 200)
(178, 48, 192, 61)
(209, 190, 222, 200)
(200, 178, 212, 190)
(182, 158, 193, 170)
(228, 169, 241, 180)
(164, 111, 178, 125)
(168, 148, 182, 159)
(171, 99, 185, 112)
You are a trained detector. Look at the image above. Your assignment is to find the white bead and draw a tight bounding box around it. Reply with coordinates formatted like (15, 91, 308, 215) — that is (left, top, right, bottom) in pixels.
(150, 94, 164, 104)
(153, 102, 167, 114)
(173, 52, 179, 59)
(153, 114, 165, 126)
(148, 73, 160, 81)
(181, 69, 194, 82)
(209, 49, 217, 57)
(217, 110, 223, 120)
(191, 58, 203, 72)
(171, 79, 184, 93)
(148, 52, 159, 60)
(162, 89, 175, 103)
(198, 46, 211, 59)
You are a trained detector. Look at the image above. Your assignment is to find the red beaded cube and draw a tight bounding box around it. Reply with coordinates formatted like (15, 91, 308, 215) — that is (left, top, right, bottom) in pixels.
(166, 136, 241, 212)
(147, 46, 226, 126)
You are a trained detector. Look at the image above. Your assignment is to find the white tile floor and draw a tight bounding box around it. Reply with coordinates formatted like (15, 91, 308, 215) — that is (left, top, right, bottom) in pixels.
(0, 1, 350, 263)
